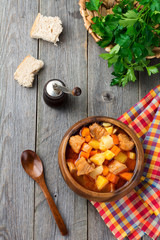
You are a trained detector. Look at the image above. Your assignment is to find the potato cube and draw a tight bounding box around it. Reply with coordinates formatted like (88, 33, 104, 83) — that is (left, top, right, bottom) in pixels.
(89, 166, 103, 179)
(103, 150, 115, 160)
(115, 152, 127, 163)
(88, 139, 100, 149)
(96, 175, 109, 190)
(127, 152, 136, 159)
(99, 135, 114, 151)
(102, 122, 111, 127)
(105, 126, 113, 135)
(90, 153, 105, 165)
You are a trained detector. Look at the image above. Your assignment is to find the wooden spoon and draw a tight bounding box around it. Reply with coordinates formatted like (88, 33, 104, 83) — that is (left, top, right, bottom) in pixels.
(21, 150, 68, 236)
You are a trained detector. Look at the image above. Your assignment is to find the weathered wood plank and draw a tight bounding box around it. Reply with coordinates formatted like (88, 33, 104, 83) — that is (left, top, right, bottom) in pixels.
(139, 59, 160, 240)
(87, 36, 139, 240)
(0, 0, 38, 239)
(139, 59, 160, 98)
(34, 0, 88, 239)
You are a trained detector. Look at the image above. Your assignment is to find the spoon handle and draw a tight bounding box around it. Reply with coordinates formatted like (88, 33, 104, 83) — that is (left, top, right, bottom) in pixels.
(38, 178, 68, 236)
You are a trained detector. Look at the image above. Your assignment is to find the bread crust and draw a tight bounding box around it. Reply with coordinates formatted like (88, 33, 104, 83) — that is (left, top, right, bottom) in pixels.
(30, 13, 41, 37)
(16, 54, 31, 69)
(14, 55, 44, 87)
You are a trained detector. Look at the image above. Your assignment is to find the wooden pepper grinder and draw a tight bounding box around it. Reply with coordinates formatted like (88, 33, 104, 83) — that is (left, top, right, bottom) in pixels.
(43, 79, 82, 107)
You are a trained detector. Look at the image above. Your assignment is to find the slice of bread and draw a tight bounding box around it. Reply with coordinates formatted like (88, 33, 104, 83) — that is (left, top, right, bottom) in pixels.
(14, 55, 44, 87)
(30, 13, 63, 44)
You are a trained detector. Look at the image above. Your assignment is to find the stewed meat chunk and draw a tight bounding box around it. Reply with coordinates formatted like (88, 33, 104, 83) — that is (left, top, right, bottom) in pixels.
(75, 157, 95, 176)
(108, 160, 128, 175)
(69, 135, 85, 153)
(118, 133, 135, 151)
(89, 123, 108, 140)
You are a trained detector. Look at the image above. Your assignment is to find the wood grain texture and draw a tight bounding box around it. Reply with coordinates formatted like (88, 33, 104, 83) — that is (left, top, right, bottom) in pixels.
(34, 0, 88, 239)
(0, 0, 38, 239)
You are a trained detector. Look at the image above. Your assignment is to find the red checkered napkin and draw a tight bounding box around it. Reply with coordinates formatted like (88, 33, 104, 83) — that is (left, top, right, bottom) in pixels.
(91, 85, 160, 240)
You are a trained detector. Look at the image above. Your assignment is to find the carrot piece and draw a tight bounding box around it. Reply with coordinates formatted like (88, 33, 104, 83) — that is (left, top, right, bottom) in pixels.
(119, 172, 133, 181)
(110, 145, 121, 156)
(90, 150, 97, 157)
(81, 143, 92, 153)
(107, 172, 119, 184)
(103, 166, 109, 176)
(80, 151, 90, 159)
(126, 159, 136, 171)
(81, 127, 90, 137)
(111, 134, 119, 145)
(85, 135, 91, 142)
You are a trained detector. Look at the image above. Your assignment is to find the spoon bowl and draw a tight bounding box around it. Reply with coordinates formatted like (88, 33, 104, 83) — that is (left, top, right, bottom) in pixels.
(21, 150, 43, 180)
(21, 150, 68, 236)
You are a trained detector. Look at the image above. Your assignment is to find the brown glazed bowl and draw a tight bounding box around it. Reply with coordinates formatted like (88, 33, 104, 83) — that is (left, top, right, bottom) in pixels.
(58, 116, 144, 202)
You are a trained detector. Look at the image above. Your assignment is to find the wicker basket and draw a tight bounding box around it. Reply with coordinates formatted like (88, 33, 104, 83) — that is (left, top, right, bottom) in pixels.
(79, 0, 160, 59)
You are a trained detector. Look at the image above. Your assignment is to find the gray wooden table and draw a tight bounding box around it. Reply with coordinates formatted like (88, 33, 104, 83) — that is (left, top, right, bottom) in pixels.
(0, 0, 160, 240)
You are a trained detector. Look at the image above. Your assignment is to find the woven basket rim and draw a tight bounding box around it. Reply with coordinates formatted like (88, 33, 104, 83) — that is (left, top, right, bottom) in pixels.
(79, 0, 160, 59)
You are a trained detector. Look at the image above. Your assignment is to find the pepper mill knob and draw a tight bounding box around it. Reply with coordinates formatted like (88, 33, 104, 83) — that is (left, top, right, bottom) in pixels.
(43, 79, 82, 108)
(72, 87, 81, 96)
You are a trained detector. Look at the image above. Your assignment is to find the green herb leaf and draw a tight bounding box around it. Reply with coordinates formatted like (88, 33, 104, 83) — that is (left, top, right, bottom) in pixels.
(108, 55, 119, 67)
(111, 77, 121, 86)
(91, 17, 113, 38)
(132, 42, 144, 58)
(97, 38, 113, 48)
(139, 0, 150, 5)
(121, 75, 129, 86)
(115, 34, 131, 47)
(146, 66, 159, 76)
(127, 67, 136, 82)
(99, 53, 112, 60)
(150, 0, 160, 12)
(86, 0, 102, 11)
(114, 59, 125, 73)
(119, 10, 138, 27)
(126, 26, 137, 36)
(119, 48, 133, 61)
(110, 44, 120, 54)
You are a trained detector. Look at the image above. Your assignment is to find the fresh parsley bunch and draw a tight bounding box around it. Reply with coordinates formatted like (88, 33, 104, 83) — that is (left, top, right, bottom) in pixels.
(86, 0, 160, 86)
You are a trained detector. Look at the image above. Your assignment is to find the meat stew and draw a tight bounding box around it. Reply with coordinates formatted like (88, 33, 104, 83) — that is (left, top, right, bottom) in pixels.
(66, 122, 136, 193)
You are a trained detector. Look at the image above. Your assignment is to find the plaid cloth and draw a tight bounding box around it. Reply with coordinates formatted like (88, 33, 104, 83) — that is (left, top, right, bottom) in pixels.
(91, 85, 160, 240)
